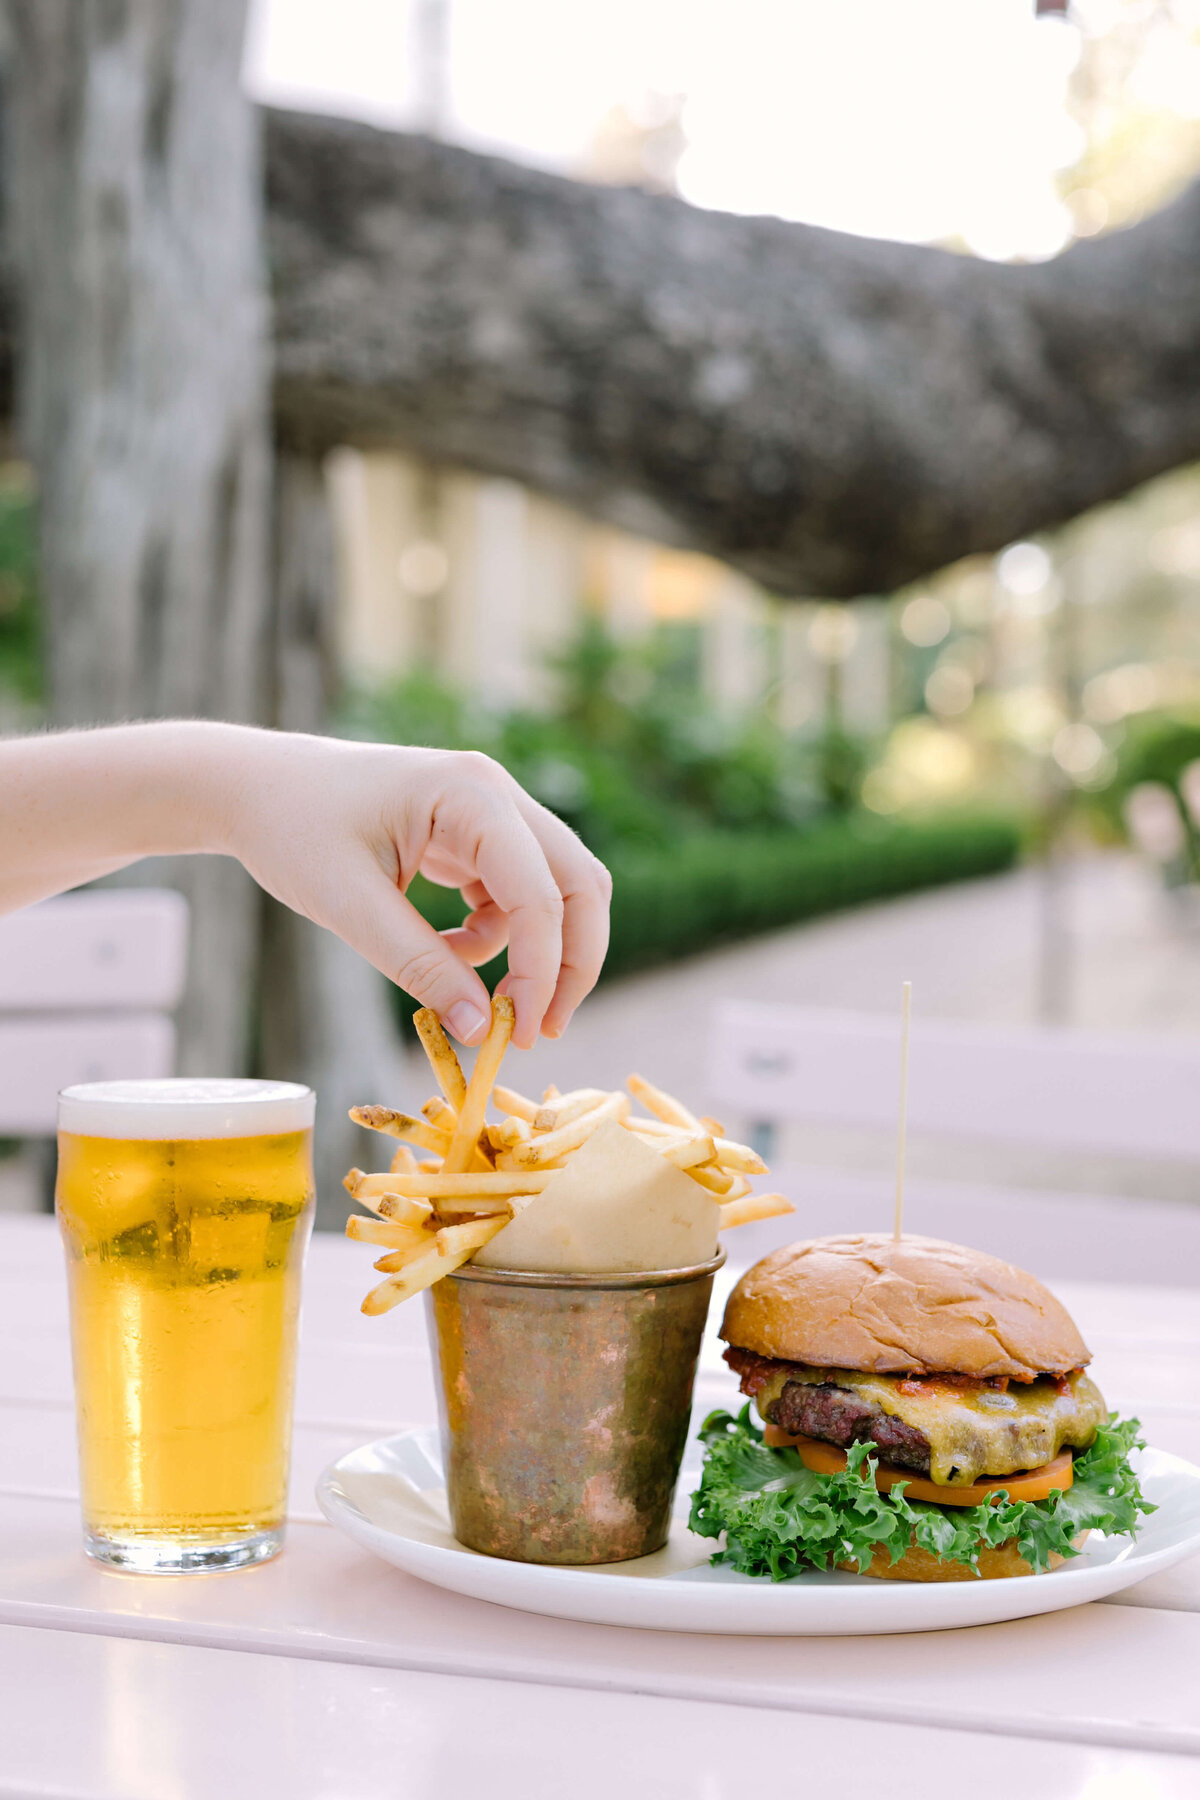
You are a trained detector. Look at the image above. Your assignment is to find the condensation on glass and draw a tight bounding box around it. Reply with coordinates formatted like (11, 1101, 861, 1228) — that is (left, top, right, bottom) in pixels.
(56, 1079, 315, 1574)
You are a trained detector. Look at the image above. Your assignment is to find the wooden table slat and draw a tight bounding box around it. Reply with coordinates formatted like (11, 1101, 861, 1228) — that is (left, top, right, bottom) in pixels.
(6, 1622, 1200, 1800)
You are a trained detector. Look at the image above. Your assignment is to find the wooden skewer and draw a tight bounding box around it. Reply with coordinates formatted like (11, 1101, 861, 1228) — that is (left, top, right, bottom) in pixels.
(894, 979, 912, 1243)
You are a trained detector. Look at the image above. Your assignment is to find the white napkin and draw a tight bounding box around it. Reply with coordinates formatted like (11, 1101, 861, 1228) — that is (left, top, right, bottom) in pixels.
(473, 1118, 720, 1274)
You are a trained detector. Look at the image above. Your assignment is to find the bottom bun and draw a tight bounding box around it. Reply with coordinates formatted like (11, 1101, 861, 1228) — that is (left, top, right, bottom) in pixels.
(840, 1531, 1089, 1583)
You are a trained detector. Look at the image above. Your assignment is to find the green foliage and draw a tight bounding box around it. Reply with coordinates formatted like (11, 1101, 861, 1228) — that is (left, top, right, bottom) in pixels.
(599, 813, 1018, 976)
(1105, 711, 1200, 813)
(1092, 709, 1200, 877)
(347, 621, 849, 858)
(689, 1407, 1153, 1581)
(0, 467, 41, 703)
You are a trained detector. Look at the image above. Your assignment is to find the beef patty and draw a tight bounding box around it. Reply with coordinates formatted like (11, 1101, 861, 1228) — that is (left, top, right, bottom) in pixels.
(725, 1345, 932, 1473)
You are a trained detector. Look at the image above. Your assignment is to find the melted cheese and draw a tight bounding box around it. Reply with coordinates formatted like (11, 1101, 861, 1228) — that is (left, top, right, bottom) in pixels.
(754, 1365, 1106, 1487)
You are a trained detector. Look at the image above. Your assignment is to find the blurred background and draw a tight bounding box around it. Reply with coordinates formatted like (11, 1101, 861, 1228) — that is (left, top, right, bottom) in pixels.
(3, 0, 1200, 1250)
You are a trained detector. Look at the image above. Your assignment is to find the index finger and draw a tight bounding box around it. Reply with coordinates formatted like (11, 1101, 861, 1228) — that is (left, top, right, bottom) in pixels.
(436, 791, 563, 1048)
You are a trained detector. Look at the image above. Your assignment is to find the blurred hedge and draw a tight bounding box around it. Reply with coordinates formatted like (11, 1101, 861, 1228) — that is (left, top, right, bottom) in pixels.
(0, 468, 41, 704)
(599, 813, 1020, 975)
(400, 812, 1019, 1024)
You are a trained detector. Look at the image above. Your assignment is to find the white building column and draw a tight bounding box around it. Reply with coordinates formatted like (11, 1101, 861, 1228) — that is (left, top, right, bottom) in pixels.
(777, 604, 822, 733)
(702, 572, 769, 715)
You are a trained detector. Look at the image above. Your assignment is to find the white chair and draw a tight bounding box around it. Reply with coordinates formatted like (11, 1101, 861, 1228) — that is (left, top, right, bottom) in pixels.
(708, 1000, 1200, 1285)
(0, 890, 187, 1134)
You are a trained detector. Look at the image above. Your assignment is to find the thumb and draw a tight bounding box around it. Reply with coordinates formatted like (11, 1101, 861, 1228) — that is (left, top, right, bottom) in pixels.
(326, 864, 494, 1046)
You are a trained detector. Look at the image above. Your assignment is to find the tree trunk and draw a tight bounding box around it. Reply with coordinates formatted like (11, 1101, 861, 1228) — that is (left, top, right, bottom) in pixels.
(264, 110, 1200, 598)
(262, 452, 408, 1223)
(3, 0, 272, 1073)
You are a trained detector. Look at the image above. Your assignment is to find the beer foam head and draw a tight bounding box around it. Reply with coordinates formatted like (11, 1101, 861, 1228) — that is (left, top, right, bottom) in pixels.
(58, 1079, 315, 1140)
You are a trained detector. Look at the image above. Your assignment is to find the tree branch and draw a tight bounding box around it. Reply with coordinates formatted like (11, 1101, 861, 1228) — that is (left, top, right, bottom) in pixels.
(264, 108, 1200, 598)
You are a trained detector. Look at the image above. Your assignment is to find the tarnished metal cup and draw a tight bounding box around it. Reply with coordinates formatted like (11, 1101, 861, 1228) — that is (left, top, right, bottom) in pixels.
(427, 1252, 724, 1565)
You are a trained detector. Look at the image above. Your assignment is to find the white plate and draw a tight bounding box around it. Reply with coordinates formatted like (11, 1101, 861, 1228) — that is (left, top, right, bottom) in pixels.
(316, 1427, 1200, 1636)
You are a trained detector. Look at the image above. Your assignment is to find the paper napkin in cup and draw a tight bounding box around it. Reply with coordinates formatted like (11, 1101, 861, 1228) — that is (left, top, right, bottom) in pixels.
(472, 1118, 720, 1274)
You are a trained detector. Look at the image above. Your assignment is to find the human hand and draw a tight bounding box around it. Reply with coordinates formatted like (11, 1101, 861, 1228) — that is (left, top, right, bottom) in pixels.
(226, 733, 611, 1048)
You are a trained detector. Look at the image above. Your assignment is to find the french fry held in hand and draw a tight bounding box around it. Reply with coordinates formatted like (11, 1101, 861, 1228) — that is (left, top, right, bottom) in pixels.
(345, 998, 790, 1315)
(443, 997, 515, 1174)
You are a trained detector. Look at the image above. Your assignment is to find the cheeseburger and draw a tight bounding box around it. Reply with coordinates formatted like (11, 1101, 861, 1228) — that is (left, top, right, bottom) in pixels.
(690, 1234, 1151, 1582)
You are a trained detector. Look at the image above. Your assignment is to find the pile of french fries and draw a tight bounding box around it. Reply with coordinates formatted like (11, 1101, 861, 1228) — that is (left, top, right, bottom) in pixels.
(344, 995, 793, 1317)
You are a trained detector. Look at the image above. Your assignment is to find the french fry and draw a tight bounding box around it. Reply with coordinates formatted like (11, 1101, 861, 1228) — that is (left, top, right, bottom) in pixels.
(414, 1008, 468, 1111)
(348, 1049, 774, 1316)
(361, 1217, 509, 1315)
(496, 1150, 570, 1171)
(422, 1094, 458, 1132)
(621, 1115, 683, 1137)
(626, 1073, 702, 1133)
(373, 1231, 440, 1272)
(351, 1170, 554, 1201)
(713, 1141, 768, 1176)
(683, 1161, 736, 1197)
(345, 1211, 434, 1248)
(656, 1135, 717, 1170)
(718, 1192, 794, 1230)
(492, 1085, 540, 1123)
(514, 1091, 630, 1167)
(342, 1170, 436, 1225)
(432, 1195, 515, 1217)
(620, 1116, 766, 1173)
(533, 1087, 609, 1132)
(349, 1106, 450, 1157)
(443, 996, 516, 1175)
(439, 1217, 512, 1255)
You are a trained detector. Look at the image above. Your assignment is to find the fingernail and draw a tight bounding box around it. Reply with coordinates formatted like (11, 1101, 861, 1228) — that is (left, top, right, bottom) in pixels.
(445, 1001, 489, 1045)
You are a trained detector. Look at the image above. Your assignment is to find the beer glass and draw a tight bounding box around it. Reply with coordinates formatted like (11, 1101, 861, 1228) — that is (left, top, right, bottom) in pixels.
(56, 1079, 315, 1573)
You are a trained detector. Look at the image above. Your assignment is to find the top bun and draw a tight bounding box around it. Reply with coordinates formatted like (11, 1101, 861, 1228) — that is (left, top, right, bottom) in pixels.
(721, 1234, 1090, 1380)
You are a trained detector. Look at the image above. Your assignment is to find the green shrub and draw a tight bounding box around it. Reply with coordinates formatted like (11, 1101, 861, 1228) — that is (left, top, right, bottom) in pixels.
(1103, 711, 1200, 811)
(346, 622, 857, 859)
(0, 468, 41, 704)
(1091, 710, 1200, 877)
(601, 813, 1021, 975)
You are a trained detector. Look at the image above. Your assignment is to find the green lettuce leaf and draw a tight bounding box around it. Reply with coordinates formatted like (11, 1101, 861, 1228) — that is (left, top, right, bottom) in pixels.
(688, 1407, 1154, 1581)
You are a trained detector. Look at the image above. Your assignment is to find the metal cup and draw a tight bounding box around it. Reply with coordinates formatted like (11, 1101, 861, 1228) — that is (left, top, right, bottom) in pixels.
(426, 1251, 724, 1565)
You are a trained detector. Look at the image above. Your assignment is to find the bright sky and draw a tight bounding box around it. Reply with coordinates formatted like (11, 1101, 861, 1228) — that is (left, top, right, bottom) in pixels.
(244, 0, 1110, 260)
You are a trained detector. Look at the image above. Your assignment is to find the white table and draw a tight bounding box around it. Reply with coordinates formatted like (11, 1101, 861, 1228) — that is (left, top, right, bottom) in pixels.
(0, 1214, 1197, 1800)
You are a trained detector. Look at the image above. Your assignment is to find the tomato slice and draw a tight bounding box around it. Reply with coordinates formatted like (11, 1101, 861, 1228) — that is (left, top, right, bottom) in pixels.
(761, 1424, 1075, 1506)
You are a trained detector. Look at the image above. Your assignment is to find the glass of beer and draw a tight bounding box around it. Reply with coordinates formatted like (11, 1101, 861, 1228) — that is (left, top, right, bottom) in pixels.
(55, 1079, 315, 1574)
